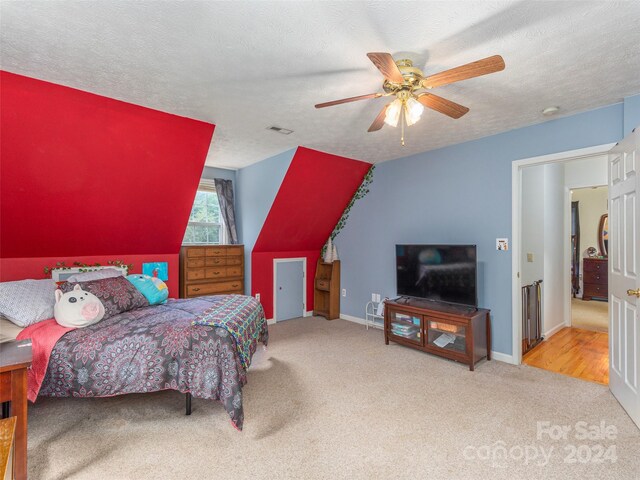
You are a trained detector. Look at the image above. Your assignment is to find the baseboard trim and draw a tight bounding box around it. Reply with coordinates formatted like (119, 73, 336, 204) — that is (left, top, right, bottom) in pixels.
(304, 310, 313, 317)
(267, 318, 276, 325)
(490, 351, 517, 365)
(544, 322, 567, 339)
(339, 313, 367, 325)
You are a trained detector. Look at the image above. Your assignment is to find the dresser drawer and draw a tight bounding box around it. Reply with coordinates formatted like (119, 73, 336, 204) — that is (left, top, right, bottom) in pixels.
(205, 247, 227, 257)
(226, 246, 243, 257)
(583, 260, 607, 272)
(584, 283, 607, 298)
(205, 268, 226, 279)
(206, 257, 227, 266)
(187, 258, 205, 268)
(226, 266, 243, 277)
(186, 248, 206, 258)
(226, 257, 242, 266)
(187, 280, 243, 296)
(186, 269, 206, 281)
(585, 271, 607, 285)
(316, 279, 330, 291)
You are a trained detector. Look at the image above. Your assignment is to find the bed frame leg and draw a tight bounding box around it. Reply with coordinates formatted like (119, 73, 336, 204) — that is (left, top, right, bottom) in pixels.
(185, 393, 192, 416)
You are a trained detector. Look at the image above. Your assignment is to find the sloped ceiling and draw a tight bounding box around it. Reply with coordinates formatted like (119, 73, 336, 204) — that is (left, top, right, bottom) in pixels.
(0, 71, 214, 258)
(2, 2, 639, 169)
(253, 147, 371, 253)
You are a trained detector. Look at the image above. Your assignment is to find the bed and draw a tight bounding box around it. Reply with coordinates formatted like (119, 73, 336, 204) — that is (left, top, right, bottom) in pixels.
(15, 294, 268, 431)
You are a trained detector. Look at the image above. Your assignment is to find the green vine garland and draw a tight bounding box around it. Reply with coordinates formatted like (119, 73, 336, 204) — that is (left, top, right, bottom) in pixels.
(43, 260, 133, 277)
(322, 164, 375, 256)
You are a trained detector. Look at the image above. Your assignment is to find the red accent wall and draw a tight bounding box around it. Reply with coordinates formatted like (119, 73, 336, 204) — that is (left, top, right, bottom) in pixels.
(252, 147, 370, 318)
(0, 71, 214, 297)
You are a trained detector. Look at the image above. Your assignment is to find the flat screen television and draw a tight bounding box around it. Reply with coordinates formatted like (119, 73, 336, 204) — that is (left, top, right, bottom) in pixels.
(396, 244, 477, 307)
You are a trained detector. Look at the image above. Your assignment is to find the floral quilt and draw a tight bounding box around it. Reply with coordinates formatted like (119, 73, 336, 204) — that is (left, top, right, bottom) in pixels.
(39, 296, 268, 430)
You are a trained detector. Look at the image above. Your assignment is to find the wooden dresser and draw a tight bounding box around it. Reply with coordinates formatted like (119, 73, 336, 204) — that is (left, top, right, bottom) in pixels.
(582, 257, 608, 301)
(179, 245, 244, 298)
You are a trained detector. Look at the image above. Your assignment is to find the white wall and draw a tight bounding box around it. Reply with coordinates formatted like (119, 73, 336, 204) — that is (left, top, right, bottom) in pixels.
(543, 163, 566, 336)
(520, 163, 568, 337)
(564, 155, 608, 188)
(521, 166, 545, 286)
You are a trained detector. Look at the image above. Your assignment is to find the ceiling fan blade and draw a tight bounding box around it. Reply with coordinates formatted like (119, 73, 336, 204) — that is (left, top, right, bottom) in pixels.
(421, 55, 505, 89)
(418, 93, 469, 119)
(368, 104, 389, 132)
(366, 52, 404, 83)
(315, 93, 381, 109)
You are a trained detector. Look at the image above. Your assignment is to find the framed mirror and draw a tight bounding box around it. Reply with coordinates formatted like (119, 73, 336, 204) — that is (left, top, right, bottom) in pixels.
(598, 214, 608, 257)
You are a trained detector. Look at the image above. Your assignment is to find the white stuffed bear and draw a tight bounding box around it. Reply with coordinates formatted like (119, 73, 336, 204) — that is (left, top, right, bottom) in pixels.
(54, 284, 105, 328)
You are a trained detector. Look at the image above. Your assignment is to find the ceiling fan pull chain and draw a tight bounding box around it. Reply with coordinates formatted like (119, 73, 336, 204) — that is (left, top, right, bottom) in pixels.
(401, 110, 405, 146)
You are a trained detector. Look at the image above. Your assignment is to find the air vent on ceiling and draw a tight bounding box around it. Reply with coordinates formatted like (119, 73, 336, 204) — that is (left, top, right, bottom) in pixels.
(267, 126, 293, 135)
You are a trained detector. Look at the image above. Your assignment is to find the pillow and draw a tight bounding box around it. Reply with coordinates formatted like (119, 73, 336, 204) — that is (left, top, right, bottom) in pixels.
(54, 284, 105, 328)
(60, 276, 148, 319)
(65, 268, 124, 283)
(126, 274, 169, 305)
(0, 279, 56, 327)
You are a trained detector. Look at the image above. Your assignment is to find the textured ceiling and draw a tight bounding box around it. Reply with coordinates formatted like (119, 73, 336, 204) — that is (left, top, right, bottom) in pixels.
(2, 1, 640, 169)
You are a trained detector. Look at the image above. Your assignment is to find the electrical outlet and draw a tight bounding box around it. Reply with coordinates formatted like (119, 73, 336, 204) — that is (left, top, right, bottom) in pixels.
(255, 293, 261, 301)
(527, 253, 534, 263)
(342, 289, 347, 297)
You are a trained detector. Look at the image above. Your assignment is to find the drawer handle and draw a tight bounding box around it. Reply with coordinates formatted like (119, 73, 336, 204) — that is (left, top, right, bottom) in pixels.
(193, 288, 200, 292)
(232, 284, 239, 288)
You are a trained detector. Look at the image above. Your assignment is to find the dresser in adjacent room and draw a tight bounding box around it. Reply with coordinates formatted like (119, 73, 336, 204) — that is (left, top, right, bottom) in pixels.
(179, 245, 244, 298)
(582, 257, 608, 301)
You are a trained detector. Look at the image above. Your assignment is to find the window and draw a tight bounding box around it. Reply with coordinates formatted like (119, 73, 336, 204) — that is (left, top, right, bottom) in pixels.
(183, 181, 225, 245)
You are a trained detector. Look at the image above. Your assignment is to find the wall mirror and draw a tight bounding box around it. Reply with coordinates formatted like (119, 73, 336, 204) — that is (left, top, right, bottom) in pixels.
(598, 213, 608, 257)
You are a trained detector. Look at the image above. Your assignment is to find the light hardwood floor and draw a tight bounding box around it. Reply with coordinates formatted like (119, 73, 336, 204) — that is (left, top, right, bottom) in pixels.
(523, 327, 609, 385)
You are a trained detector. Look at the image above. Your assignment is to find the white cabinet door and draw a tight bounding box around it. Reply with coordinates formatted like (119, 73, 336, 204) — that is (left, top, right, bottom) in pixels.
(609, 127, 640, 428)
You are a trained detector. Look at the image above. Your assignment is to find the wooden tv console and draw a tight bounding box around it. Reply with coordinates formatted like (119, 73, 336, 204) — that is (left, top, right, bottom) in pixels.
(384, 298, 491, 371)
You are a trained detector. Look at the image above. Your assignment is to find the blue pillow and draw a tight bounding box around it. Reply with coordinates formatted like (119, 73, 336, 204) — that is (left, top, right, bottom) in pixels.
(126, 274, 169, 305)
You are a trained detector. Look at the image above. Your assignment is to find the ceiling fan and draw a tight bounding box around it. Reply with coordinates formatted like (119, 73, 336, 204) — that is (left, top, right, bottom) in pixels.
(315, 53, 505, 145)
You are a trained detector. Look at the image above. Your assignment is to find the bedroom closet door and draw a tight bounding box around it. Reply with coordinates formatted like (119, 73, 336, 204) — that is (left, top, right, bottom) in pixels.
(274, 259, 306, 322)
(608, 127, 640, 428)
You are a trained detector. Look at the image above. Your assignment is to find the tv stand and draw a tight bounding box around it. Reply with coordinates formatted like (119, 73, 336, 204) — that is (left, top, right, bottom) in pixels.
(384, 298, 491, 371)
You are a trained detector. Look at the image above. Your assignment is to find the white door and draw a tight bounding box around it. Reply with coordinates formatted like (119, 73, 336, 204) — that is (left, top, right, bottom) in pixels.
(609, 127, 640, 427)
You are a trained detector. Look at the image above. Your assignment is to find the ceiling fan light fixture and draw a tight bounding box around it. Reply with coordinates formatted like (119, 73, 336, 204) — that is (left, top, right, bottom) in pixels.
(384, 98, 402, 127)
(404, 97, 424, 126)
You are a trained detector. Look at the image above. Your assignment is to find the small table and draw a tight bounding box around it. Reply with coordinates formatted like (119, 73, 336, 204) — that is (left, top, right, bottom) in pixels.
(0, 340, 33, 480)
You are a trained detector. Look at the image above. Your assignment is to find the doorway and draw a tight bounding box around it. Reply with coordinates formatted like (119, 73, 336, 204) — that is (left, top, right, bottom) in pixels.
(512, 144, 615, 385)
(273, 258, 306, 322)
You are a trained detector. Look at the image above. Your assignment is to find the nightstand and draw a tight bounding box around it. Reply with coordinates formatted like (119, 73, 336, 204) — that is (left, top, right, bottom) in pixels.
(0, 340, 32, 480)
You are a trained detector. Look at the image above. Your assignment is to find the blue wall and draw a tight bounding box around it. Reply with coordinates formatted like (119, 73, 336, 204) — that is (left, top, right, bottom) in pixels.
(624, 94, 640, 135)
(236, 148, 295, 290)
(335, 102, 636, 356)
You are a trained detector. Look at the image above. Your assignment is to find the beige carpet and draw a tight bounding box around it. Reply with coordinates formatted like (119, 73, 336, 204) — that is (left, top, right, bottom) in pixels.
(572, 298, 609, 332)
(28, 318, 639, 480)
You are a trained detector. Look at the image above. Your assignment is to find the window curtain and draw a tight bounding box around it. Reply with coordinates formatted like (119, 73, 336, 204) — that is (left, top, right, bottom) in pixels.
(214, 178, 238, 244)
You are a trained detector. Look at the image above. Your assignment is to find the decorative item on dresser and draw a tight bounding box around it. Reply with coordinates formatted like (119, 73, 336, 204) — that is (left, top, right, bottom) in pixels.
(179, 245, 244, 298)
(384, 298, 491, 371)
(0, 339, 32, 480)
(313, 260, 340, 320)
(582, 257, 608, 301)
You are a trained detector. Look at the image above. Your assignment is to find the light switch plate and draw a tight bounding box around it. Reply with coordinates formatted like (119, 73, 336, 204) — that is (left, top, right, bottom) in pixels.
(527, 253, 534, 262)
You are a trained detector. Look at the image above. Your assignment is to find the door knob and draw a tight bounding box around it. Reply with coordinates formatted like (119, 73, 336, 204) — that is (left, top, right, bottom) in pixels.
(627, 288, 640, 298)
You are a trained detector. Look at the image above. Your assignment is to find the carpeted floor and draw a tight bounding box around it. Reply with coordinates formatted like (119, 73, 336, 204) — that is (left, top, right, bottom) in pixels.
(572, 298, 608, 332)
(28, 318, 639, 480)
